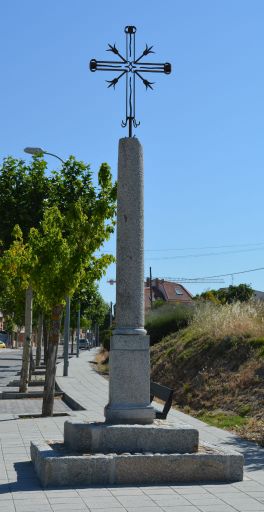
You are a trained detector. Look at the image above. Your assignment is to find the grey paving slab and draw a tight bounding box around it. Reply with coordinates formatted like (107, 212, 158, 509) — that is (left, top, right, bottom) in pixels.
(82, 496, 124, 507)
(0, 347, 264, 512)
(0, 398, 70, 416)
(126, 508, 163, 512)
(161, 508, 204, 512)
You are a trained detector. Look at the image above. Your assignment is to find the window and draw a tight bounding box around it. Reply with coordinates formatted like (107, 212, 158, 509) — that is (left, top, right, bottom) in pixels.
(175, 288, 183, 296)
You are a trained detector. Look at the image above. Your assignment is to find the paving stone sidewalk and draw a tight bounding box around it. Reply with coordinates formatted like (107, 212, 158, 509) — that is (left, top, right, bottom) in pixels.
(0, 348, 264, 511)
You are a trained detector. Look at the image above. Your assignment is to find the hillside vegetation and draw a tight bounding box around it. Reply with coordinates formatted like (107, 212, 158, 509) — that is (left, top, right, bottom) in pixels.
(151, 301, 264, 444)
(145, 303, 192, 345)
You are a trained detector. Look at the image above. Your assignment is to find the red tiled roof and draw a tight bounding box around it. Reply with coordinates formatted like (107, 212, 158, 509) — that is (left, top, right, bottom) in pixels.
(144, 279, 193, 309)
(159, 281, 193, 302)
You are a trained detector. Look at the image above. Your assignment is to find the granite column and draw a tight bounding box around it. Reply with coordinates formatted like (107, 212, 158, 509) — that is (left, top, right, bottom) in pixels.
(105, 137, 154, 424)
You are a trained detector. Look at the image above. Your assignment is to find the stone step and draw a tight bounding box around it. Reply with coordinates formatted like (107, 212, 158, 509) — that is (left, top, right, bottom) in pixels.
(64, 421, 199, 454)
(31, 440, 244, 487)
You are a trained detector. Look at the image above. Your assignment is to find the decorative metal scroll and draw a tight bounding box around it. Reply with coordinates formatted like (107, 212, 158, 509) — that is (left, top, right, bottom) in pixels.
(90, 26, 171, 137)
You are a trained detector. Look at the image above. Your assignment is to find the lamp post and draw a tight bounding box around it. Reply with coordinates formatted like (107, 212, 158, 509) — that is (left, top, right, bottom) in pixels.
(24, 146, 70, 374)
(76, 302, 81, 358)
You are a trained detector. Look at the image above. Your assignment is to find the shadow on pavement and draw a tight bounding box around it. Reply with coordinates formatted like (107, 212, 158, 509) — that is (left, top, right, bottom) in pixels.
(219, 434, 264, 472)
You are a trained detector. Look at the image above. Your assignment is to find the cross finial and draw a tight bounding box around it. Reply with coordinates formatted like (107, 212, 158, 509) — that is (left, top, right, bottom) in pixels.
(90, 26, 171, 137)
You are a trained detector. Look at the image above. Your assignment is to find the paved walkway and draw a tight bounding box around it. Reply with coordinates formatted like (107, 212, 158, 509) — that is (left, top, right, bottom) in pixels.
(0, 349, 264, 511)
(0, 350, 22, 392)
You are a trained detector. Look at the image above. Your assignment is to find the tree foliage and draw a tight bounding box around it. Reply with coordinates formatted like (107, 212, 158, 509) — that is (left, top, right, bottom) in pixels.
(71, 283, 109, 330)
(0, 226, 31, 327)
(196, 284, 254, 304)
(0, 153, 117, 415)
(0, 157, 49, 251)
(0, 155, 116, 321)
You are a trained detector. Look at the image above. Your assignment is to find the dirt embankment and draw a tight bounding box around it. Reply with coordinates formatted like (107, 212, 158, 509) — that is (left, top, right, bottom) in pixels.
(151, 332, 264, 444)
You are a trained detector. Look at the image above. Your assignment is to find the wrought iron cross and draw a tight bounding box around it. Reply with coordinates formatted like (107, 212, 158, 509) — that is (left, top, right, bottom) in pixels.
(90, 26, 171, 137)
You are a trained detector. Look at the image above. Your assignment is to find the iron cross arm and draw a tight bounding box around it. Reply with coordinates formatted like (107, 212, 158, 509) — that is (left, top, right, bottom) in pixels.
(89, 26, 171, 137)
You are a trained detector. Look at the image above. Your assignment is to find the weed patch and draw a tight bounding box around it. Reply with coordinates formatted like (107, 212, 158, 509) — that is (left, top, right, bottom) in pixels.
(196, 411, 248, 429)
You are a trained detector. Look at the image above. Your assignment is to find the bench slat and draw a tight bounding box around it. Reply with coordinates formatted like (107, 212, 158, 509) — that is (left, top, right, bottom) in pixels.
(150, 381, 174, 420)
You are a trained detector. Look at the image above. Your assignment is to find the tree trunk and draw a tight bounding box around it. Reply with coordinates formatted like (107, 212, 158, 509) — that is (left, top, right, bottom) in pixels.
(29, 347, 35, 381)
(10, 330, 15, 349)
(19, 287, 33, 393)
(43, 316, 48, 365)
(42, 305, 63, 417)
(15, 330, 19, 349)
(36, 313, 43, 367)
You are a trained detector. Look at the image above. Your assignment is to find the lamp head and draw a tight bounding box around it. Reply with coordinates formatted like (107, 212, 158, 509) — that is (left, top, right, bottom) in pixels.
(24, 147, 44, 156)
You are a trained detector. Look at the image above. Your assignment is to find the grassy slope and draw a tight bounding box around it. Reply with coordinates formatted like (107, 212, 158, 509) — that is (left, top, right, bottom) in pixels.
(151, 329, 264, 415)
(151, 326, 264, 443)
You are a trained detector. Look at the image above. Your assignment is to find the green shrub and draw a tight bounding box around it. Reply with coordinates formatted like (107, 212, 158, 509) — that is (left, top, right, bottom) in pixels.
(100, 329, 112, 351)
(152, 298, 165, 309)
(238, 404, 251, 417)
(145, 303, 192, 345)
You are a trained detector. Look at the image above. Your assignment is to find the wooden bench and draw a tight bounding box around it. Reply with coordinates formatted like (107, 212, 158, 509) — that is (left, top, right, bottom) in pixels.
(150, 381, 174, 419)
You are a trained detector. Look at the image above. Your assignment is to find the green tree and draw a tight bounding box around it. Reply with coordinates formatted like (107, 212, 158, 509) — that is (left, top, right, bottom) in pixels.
(71, 284, 109, 331)
(218, 284, 254, 304)
(0, 226, 30, 333)
(0, 156, 49, 369)
(0, 155, 116, 412)
(196, 284, 254, 304)
(0, 156, 49, 251)
(28, 200, 115, 415)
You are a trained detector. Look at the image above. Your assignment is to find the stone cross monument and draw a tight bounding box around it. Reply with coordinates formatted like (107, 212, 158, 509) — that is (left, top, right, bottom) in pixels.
(31, 26, 243, 487)
(90, 26, 171, 424)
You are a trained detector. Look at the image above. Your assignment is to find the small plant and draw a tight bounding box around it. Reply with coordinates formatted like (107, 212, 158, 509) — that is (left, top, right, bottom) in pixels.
(196, 411, 248, 429)
(183, 382, 190, 394)
(238, 404, 252, 417)
(152, 298, 165, 309)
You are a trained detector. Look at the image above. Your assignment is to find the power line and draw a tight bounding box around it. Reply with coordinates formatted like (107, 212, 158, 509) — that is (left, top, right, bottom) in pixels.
(146, 246, 264, 261)
(172, 267, 264, 281)
(145, 241, 264, 252)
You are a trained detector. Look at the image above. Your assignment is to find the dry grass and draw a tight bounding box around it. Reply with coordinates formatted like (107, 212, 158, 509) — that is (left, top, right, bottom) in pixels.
(191, 301, 264, 339)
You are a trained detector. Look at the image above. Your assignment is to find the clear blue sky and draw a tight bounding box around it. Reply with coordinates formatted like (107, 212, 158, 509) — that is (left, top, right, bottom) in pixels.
(1, 0, 264, 303)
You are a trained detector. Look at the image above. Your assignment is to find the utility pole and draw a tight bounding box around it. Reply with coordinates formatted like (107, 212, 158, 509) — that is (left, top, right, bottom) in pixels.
(110, 301, 113, 328)
(149, 266, 153, 309)
(63, 296, 70, 376)
(76, 302, 80, 358)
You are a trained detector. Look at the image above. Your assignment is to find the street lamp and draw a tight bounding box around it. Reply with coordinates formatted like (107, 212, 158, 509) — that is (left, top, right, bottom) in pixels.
(24, 146, 69, 373)
(24, 147, 65, 164)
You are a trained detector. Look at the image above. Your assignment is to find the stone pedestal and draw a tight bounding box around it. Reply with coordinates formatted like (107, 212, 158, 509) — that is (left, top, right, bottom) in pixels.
(104, 137, 154, 424)
(104, 335, 153, 424)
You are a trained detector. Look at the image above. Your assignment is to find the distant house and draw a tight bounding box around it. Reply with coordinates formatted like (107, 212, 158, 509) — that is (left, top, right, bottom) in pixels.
(253, 290, 264, 301)
(145, 278, 193, 310)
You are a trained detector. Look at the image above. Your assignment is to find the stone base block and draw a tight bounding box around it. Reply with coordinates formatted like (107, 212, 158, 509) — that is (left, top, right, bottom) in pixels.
(64, 421, 199, 454)
(105, 334, 155, 424)
(31, 440, 243, 487)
